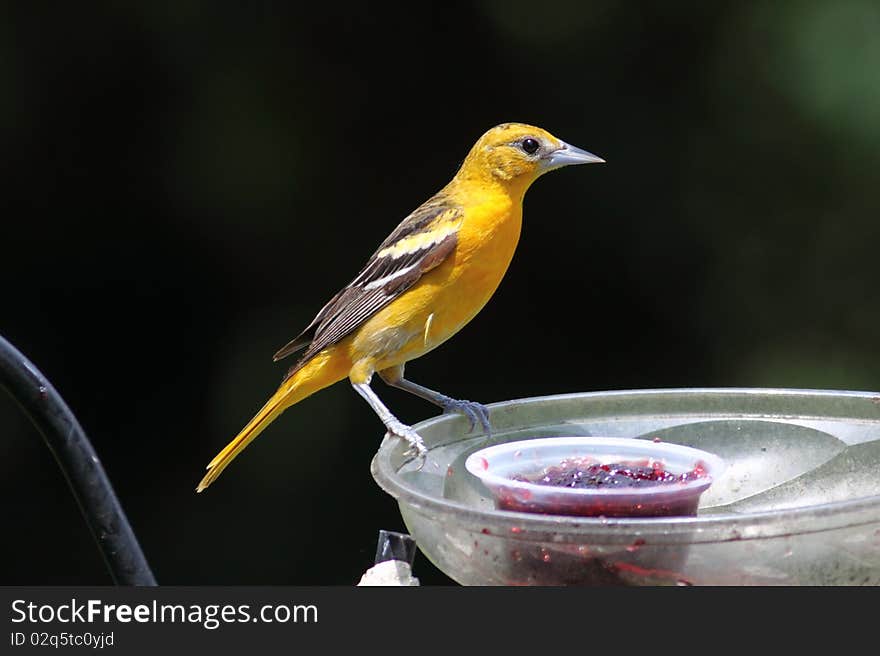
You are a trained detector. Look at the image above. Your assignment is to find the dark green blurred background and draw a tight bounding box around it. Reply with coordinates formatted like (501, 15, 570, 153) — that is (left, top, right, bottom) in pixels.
(2, 1, 878, 585)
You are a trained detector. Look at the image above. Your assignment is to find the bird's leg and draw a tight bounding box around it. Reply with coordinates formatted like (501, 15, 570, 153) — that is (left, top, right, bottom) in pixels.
(378, 366, 491, 435)
(352, 381, 428, 462)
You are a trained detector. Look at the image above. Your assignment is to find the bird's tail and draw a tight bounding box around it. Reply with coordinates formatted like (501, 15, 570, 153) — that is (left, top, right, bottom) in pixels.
(196, 349, 349, 492)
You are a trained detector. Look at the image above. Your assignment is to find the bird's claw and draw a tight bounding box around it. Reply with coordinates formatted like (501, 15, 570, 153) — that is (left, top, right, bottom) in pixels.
(386, 419, 428, 469)
(440, 398, 492, 435)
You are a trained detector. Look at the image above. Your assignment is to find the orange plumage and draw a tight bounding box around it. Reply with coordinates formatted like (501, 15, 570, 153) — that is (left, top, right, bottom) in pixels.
(197, 123, 602, 491)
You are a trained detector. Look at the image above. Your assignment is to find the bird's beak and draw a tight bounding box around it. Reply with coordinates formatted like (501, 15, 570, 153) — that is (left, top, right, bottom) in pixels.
(545, 141, 605, 169)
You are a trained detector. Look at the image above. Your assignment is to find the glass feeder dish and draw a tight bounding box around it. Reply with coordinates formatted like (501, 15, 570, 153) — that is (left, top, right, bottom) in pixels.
(371, 388, 880, 585)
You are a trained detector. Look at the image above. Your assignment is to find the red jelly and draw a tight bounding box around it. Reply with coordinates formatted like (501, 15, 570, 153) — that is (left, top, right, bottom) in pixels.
(515, 457, 707, 490)
(495, 457, 710, 518)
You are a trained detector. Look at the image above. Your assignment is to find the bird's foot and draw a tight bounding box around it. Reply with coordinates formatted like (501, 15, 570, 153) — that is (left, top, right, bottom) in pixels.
(440, 397, 491, 435)
(386, 418, 428, 467)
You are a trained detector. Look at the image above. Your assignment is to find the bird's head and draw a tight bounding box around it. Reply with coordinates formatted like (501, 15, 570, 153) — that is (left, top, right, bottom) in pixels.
(457, 122, 604, 197)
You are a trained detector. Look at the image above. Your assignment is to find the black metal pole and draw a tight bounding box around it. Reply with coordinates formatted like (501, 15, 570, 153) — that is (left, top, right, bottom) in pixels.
(0, 334, 156, 586)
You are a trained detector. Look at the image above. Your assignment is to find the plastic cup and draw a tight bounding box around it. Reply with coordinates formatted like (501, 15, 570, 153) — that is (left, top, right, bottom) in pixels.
(465, 437, 725, 518)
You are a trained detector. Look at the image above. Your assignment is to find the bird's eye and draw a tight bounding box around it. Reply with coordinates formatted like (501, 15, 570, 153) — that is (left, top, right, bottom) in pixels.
(520, 138, 540, 155)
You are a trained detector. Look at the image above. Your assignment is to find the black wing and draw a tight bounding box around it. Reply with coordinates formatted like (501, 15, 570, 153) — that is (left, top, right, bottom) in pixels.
(273, 196, 462, 380)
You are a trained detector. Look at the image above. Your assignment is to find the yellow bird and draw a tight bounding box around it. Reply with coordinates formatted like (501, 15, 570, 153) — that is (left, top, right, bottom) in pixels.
(197, 123, 603, 492)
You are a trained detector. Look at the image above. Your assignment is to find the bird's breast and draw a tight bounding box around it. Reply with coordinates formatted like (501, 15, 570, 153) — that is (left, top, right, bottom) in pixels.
(348, 196, 522, 370)
(447, 198, 522, 294)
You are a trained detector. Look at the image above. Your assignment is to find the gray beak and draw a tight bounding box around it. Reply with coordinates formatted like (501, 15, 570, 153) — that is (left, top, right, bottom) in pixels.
(546, 141, 605, 168)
